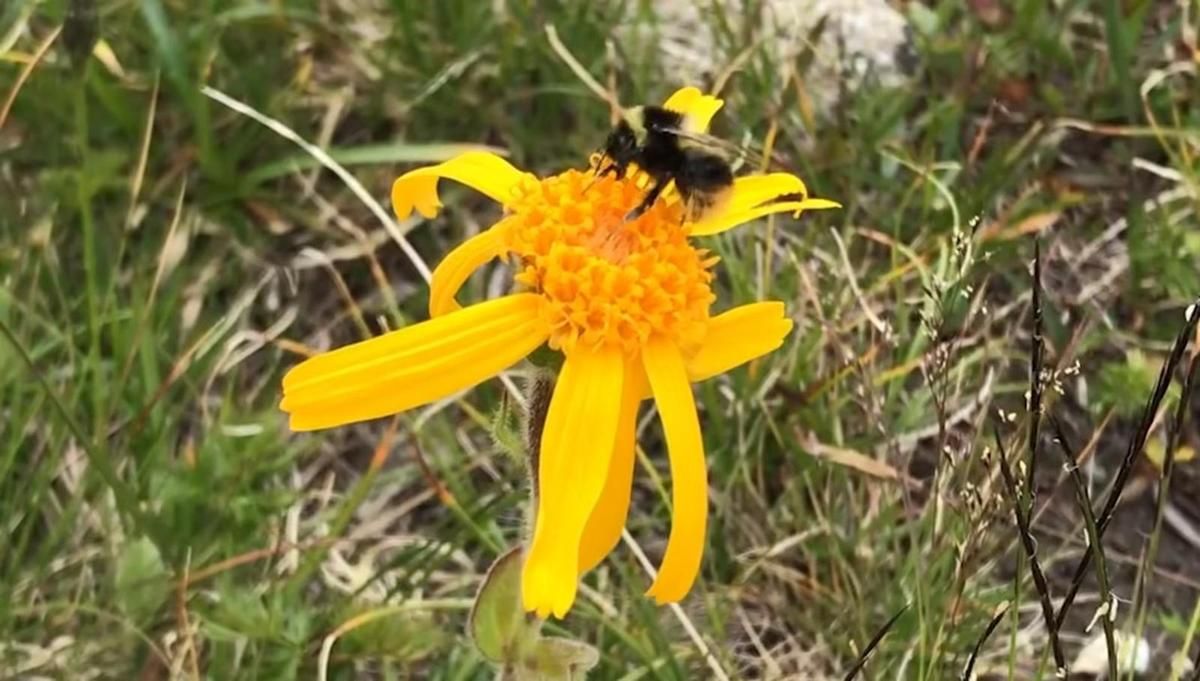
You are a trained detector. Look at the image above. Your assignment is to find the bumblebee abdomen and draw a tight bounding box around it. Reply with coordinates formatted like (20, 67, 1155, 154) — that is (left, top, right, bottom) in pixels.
(676, 149, 734, 193)
(673, 149, 734, 221)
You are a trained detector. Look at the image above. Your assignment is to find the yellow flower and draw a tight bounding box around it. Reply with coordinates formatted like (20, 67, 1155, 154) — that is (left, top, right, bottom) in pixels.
(280, 87, 838, 619)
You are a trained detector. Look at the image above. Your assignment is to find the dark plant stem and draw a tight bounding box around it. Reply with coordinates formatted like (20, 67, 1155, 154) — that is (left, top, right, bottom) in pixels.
(523, 371, 555, 501)
(1025, 238, 1044, 513)
(1055, 299, 1200, 629)
(994, 425, 1067, 676)
(961, 604, 1009, 681)
(842, 604, 907, 681)
(1050, 417, 1118, 681)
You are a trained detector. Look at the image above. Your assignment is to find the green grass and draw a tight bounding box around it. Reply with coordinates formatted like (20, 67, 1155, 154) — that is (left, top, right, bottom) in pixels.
(2, 0, 1200, 678)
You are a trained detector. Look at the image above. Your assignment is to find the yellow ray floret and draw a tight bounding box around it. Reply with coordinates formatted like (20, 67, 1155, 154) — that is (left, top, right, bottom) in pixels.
(576, 359, 645, 576)
(688, 301, 794, 382)
(282, 294, 547, 431)
(642, 338, 707, 603)
(391, 151, 536, 220)
(521, 346, 625, 619)
(661, 86, 724, 133)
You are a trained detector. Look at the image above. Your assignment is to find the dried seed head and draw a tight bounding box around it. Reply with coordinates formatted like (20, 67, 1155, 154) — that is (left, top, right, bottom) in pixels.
(63, 0, 99, 67)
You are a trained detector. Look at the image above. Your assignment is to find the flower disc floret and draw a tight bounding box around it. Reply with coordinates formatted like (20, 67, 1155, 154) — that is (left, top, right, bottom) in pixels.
(504, 169, 717, 355)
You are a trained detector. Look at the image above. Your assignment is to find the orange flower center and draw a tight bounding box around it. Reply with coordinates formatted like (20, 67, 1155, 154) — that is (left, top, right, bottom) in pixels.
(503, 167, 717, 355)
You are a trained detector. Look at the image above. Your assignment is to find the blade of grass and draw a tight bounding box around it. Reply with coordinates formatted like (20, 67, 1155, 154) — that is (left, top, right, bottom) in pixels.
(199, 85, 434, 285)
(1172, 597, 1200, 681)
(1190, 640, 1200, 681)
(245, 142, 508, 185)
(140, 0, 213, 171)
(0, 24, 59, 128)
(286, 416, 401, 592)
(0, 318, 157, 545)
(1102, 0, 1138, 122)
(316, 599, 473, 681)
(620, 529, 731, 681)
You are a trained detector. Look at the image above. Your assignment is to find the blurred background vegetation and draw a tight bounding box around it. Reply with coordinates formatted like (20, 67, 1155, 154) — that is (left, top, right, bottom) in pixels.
(2, 0, 1199, 678)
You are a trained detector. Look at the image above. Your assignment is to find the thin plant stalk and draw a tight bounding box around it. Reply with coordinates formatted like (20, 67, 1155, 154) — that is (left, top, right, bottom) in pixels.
(1051, 417, 1118, 681)
(994, 426, 1067, 676)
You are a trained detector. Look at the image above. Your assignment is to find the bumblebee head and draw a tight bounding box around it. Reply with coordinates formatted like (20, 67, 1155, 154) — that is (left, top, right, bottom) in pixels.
(599, 107, 648, 176)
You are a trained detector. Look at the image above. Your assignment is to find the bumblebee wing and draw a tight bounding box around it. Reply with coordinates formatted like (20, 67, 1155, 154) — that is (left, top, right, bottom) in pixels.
(650, 125, 767, 170)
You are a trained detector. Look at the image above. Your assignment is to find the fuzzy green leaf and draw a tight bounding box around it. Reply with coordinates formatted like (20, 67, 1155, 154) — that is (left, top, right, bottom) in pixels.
(114, 535, 167, 625)
(469, 547, 540, 663)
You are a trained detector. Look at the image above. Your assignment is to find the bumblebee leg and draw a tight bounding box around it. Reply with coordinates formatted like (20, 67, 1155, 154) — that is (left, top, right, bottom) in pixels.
(626, 179, 668, 221)
(596, 162, 622, 179)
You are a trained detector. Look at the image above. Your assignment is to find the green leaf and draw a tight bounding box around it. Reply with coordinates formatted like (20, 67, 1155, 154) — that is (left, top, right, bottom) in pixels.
(520, 637, 600, 680)
(1093, 350, 1178, 418)
(336, 602, 444, 663)
(114, 535, 168, 625)
(906, 2, 939, 36)
(468, 547, 540, 664)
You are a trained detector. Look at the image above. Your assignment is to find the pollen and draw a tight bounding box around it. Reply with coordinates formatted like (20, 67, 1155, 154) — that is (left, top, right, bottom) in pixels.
(503, 168, 717, 355)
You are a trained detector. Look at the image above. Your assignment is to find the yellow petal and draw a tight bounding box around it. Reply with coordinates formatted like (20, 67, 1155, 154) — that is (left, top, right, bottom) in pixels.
(391, 151, 535, 220)
(661, 86, 724, 133)
(795, 198, 842, 211)
(689, 197, 839, 237)
(687, 302, 793, 383)
(429, 222, 510, 317)
(281, 294, 546, 431)
(577, 359, 645, 575)
(522, 348, 625, 619)
(642, 338, 707, 604)
(723, 173, 810, 214)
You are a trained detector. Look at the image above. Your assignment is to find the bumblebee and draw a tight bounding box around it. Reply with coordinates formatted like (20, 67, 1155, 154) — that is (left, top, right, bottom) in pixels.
(597, 105, 737, 222)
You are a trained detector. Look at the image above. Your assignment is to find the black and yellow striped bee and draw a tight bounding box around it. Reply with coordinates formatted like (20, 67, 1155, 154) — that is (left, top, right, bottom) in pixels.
(597, 105, 738, 222)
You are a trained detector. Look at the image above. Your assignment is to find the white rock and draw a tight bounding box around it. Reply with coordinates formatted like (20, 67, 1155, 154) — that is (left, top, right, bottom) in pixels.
(1071, 631, 1151, 678)
(634, 0, 917, 118)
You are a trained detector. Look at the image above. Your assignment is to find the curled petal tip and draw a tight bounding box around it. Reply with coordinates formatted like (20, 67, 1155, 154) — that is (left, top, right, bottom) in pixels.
(798, 198, 842, 212)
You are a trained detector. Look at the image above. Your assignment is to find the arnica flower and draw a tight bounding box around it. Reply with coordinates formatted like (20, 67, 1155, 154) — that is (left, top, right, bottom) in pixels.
(280, 87, 838, 619)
